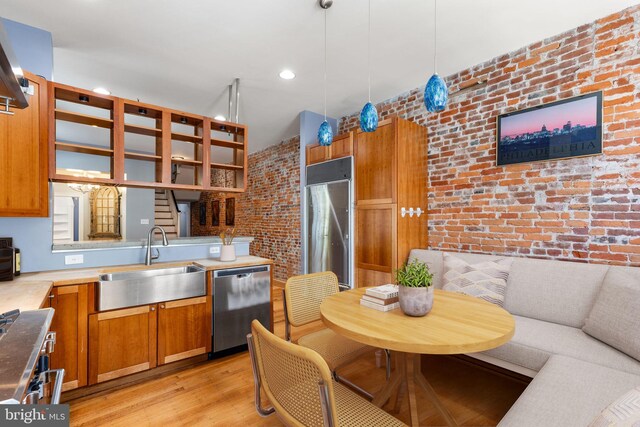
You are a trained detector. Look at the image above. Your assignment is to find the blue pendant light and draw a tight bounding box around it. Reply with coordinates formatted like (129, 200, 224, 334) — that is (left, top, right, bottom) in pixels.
(424, 0, 448, 113)
(317, 0, 334, 146)
(359, 0, 378, 132)
(318, 120, 333, 146)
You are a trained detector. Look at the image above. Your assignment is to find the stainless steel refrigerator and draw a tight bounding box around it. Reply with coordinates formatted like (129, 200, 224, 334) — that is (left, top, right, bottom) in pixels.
(305, 157, 354, 289)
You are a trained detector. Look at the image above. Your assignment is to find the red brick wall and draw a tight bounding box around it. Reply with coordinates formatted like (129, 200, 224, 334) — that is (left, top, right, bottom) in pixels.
(192, 136, 301, 281)
(340, 6, 640, 266)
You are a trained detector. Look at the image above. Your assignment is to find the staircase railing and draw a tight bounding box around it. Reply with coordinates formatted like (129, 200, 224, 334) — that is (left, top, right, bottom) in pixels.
(167, 190, 181, 237)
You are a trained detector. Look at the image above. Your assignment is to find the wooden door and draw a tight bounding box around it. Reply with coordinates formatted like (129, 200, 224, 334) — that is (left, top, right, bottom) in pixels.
(0, 72, 48, 217)
(88, 305, 157, 384)
(355, 121, 396, 204)
(157, 296, 211, 365)
(306, 144, 330, 165)
(355, 204, 397, 287)
(49, 284, 89, 391)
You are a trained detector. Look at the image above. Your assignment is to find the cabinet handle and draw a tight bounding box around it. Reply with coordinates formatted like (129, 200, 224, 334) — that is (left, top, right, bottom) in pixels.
(49, 294, 54, 299)
(160, 304, 165, 309)
(150, 306, 155, 311)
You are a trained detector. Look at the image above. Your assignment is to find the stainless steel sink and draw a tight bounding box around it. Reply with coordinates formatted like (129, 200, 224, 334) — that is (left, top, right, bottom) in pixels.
(97, 265, 206, 311)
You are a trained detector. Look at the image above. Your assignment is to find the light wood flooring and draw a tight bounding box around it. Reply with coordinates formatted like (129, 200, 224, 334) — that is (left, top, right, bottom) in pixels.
(66, 286, 529, 426)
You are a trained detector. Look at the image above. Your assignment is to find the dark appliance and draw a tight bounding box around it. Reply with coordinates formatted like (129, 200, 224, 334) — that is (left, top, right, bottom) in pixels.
(0, 308, 64, 404)
(210, 265, 271, 356)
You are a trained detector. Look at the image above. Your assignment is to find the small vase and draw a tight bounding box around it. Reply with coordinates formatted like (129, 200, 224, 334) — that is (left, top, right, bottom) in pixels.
(398, 286, 434, 317)
(219, 244, 236, 262)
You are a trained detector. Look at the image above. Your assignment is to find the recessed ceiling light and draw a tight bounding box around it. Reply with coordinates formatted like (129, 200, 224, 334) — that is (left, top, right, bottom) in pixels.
(279, 69, 296, 80)
(214, 115, 226, 121)
(93, 87, 111, 95)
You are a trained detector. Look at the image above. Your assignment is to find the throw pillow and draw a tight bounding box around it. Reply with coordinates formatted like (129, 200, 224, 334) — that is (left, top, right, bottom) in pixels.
(589, 386, 640, 427)
(583, 268, 640, 362)
(442, 253, 512, 306)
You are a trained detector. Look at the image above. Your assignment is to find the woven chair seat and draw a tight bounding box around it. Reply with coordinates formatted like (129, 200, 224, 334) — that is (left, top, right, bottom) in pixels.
(297, 328, 372, 371)
(334, 382, 406, 427)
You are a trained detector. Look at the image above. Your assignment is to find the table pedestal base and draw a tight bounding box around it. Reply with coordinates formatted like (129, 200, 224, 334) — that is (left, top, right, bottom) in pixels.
(372, 352, 458, 427)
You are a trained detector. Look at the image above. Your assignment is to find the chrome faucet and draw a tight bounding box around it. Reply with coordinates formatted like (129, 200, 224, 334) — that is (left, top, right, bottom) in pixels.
(145, 226, 169, 265)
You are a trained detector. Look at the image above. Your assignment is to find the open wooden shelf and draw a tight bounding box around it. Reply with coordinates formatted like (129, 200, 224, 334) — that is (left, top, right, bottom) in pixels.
(55, 109, 113, 129)
(124, 151, 161, 162)
(55, 142, 114, 157)
(50, 81, 247, 192)
(54, 86, 114, 110)
(124, 123, 162, 137)
(211, 119, 245, 136)
(171, 132, 202, 144)
(172, 158, 203, 166)
(210, 138, 244, 150)
(210, 162, 243, 171)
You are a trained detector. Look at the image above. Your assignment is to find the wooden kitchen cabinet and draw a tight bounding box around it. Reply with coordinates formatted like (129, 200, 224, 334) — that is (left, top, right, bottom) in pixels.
(0, 71, 49, 217)
(88, 305, 157, 385)
(354, 117, 428, 287)
(157, 296, 211, 365)
(305, 132, 353, 166)
(49, 284, 89, 391)
(49, 81, 248, 192)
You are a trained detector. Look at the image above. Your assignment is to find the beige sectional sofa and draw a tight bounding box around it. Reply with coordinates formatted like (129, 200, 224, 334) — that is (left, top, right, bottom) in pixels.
(409, 249, 640, 427)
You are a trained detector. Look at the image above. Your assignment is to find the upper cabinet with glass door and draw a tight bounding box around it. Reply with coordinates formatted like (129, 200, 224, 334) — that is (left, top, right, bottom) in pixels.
(49, 81, 247, 192)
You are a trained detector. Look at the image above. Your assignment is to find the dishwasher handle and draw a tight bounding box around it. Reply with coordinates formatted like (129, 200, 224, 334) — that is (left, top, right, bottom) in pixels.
(214, 265, 270, 278)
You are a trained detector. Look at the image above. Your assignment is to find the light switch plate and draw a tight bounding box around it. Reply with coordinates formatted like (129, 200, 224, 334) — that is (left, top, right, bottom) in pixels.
(65, 254, 84, 265)
(209, 246, 221, 255)
(140, 219, 150, 225)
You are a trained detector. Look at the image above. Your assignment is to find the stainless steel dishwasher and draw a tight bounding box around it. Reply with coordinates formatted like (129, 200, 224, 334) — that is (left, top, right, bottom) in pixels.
(211, 265, 271, 355)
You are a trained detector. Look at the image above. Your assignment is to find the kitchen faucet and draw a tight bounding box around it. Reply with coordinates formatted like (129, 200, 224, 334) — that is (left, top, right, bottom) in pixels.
(145, 226, 169, 265)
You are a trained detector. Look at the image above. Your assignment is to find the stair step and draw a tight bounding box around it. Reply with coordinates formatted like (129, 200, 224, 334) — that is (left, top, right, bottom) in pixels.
(155, 219, 175, 226)
(155, 212, 172, 219)
(155, 200, 169, 206)
(155, 205, 170, 212)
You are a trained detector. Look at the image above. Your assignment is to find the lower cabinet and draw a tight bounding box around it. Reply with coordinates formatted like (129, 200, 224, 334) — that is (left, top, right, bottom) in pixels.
(88, 297, 211, 384)
(88, 305, 157, 385)
(157, 296, 212, 365)
(49, 284, 89, 391)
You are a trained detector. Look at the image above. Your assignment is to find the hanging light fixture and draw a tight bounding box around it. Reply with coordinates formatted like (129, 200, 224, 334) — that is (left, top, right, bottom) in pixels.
(317, 0, 333, 146)
(359, 0, 378, 132)
(424, 0, 448, 113)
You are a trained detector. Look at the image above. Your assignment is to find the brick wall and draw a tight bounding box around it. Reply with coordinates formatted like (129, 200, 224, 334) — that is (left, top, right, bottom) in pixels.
(192, 136, 301, 281)
(340, 5, 640, 265)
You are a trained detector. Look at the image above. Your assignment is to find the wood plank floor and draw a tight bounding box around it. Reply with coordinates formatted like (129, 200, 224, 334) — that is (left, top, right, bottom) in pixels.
(67, 287, 529, 426)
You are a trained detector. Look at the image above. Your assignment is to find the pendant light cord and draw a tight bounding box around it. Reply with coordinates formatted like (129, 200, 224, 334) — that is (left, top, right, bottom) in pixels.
(368, 0, 371, 103)
(324, 8, 328, 120)
(433, 0, 438, 74)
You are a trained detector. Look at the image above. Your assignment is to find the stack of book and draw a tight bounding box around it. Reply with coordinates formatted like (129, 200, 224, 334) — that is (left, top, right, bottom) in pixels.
(360, 284, 400, 312)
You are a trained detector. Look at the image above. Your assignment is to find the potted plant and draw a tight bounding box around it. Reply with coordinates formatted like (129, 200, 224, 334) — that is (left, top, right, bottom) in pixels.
(219, 228, 237, 262)
(395, 259, 434, 317)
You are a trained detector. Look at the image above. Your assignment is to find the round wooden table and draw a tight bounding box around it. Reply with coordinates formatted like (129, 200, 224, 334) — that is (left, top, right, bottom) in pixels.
(320, 288, 515, 427)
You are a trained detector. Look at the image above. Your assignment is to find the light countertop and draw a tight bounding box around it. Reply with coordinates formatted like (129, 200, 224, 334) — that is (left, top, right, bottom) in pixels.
(0, 255, 272, 313)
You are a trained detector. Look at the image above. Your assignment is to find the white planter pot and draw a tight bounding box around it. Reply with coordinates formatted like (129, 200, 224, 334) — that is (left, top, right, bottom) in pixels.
(398, 286, 434, 317)
(220, 245, 236, 262)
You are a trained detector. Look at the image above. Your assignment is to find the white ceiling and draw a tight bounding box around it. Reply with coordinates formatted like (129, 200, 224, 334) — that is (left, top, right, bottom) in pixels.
(1, 0, 638, 153)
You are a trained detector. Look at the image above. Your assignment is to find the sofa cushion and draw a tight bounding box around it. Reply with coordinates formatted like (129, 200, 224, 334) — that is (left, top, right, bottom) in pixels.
(498, 355, 640, 427)
(583, 268, 640, 363)
(442, 252, 512, 306)
(589, 386, 640, 427)
(409, 249, 609, 327)
(480, 315, 640, 375)
(506, 257, 608, 328)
